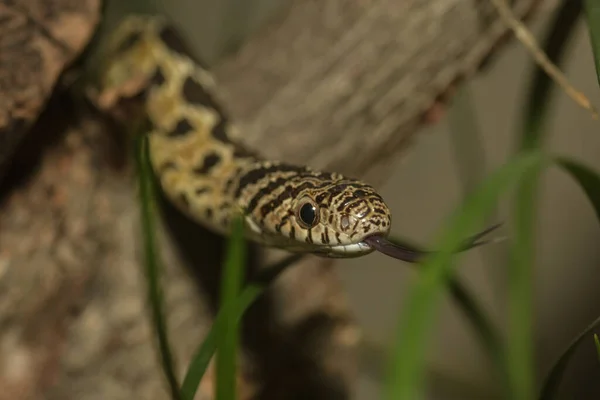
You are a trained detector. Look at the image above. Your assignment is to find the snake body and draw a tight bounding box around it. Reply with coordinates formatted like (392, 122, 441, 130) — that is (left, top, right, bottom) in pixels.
(96, 15, 392, 258)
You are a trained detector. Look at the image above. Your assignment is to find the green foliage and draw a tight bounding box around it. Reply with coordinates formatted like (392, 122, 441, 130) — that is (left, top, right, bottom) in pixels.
(538, 316, 600, 400)
(388, 234, 507, 388)
(585, 0, 600, 87)
(507, 1, 582, 397)
(135, 132, 181, 400)
(384, 151, 545, 400)
(180, 253, 303, 400)
(215, 217, 245, 400)
(595, 334, 600, 364)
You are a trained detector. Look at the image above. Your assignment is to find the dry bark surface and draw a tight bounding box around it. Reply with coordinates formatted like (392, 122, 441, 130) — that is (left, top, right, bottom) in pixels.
(0, 0, 100, 177)
(0, 0, 539, 399)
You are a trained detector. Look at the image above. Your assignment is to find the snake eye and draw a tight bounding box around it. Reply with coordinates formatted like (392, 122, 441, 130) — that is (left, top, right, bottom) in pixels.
(297, 201, 319, 228)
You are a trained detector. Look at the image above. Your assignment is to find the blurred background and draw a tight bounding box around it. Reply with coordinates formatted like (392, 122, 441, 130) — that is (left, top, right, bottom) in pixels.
(102, 0, 600, 398)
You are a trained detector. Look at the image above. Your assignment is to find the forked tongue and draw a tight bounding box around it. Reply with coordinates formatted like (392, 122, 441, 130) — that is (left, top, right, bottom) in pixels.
(363, 223, 503, 263)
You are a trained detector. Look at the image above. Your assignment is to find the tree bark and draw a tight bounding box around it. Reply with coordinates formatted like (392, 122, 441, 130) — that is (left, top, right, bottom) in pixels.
(0, 0, 100, 177)
(215, 0, 539, 185)
(0, 0, 540, 399)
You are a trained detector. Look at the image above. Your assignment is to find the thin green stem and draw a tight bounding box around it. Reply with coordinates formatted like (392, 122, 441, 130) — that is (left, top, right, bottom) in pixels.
(135, 133, 181, 400)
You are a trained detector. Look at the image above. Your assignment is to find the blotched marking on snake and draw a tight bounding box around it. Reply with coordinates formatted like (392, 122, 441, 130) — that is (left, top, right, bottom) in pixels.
(94, 15, 496, 260)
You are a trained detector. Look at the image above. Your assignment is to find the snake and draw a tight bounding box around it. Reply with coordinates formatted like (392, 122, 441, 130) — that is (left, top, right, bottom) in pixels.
(92, 15, 496, 260)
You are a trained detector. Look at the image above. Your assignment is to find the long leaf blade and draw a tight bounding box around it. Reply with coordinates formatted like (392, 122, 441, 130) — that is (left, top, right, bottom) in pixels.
(215, 217, 246, 400)
(595, 334, 600, 365)
(135, 133, 181, 400)
(538, 315, 600, 400)
(536, 157, 600, 399)
(180, 254, 302, 400)
(557, 157, 600, 221)
(511, 2, 582, 398)
(508, 165, 540, 400)
(386, 235, 506, 381)
(385, 151, 545, 400)
(584, 0, 600, 87)
(522, 0, 583, 150)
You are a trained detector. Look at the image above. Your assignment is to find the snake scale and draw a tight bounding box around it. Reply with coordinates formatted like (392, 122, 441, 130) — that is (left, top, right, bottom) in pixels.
(94, 15, 495, 260)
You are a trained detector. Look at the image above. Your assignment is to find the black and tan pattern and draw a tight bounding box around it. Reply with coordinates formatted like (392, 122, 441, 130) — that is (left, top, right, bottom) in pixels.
(96, 15, 392, 258)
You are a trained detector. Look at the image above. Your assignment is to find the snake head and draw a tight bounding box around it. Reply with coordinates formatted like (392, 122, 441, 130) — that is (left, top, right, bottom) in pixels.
(311, 183, 392, 257)
(249, 175, 392, 258)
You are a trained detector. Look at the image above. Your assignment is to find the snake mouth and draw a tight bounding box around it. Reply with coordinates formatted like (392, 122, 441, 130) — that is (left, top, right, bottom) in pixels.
(362, 223, 502, 262)
(326, 241, 373, 256)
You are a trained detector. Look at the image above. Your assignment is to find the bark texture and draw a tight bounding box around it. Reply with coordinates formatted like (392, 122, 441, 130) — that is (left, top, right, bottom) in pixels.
(0, 0, 539, 399)
(216, 0, 538, 185)
(0, 0, 100, 177)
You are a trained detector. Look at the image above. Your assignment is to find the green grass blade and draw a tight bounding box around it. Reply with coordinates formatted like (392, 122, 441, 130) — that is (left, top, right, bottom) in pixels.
(135, 133, 181, 400)
(180, 254, 303, 400)
(508, 165, 540, 400)
(509, 3, 582, 398)
(180, 325, 219, 400)
(385, 151, 545, 400)
(215, 217, 246, 400)
(446, 279, 506, 378)
(535, 156, 600, 399)
(537, 315, 600, 400)
(447, 84, 509, 389)
(584, 0, 600, 87)
(556, 157, 600, 220)
(386, 235, 506, 379)
(595, 334, 600, 364)
(521, 0, 582, 150)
